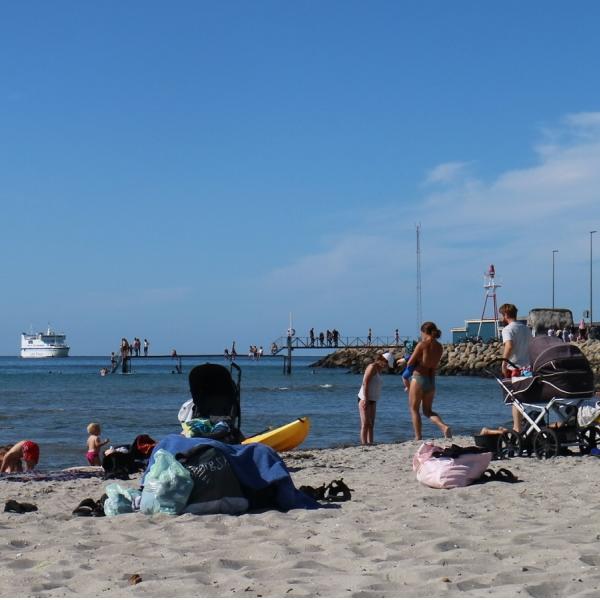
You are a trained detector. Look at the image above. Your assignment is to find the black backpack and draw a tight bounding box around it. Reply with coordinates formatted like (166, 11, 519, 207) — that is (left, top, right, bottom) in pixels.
(175, 445, 248, 515)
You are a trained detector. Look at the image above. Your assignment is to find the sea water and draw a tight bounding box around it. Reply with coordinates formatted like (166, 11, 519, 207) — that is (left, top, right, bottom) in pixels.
(0, 355, 510, 470)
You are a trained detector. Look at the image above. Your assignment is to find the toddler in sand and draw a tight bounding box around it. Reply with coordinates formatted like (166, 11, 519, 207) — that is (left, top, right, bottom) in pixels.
(396, 355, 416, 392)
(86, 423, 110, 466)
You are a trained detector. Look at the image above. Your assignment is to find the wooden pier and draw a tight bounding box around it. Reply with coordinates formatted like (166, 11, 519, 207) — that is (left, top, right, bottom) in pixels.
(110, 335, 413, 376)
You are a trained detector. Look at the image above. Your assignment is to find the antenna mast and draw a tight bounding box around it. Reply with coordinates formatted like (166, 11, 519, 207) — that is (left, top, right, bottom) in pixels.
(416, 223, 422, 335)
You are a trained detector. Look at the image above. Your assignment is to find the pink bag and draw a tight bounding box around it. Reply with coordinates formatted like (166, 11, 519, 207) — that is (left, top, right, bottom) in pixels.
(412, 443, 492, 489)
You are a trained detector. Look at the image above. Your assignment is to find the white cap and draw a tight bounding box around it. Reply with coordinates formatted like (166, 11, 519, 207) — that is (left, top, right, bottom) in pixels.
(381, 352, 395, 368)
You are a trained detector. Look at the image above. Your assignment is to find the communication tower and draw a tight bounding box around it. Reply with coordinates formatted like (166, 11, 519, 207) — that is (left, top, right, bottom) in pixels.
(416, 224, 422, 336)
(477, 264, 502, 339)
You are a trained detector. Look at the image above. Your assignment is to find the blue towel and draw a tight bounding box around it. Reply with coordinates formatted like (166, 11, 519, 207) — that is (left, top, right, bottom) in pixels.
(143, 435, 318, 511)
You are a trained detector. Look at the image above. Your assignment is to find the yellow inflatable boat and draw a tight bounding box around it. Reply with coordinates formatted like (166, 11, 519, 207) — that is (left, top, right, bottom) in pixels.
(242, 417, 310, 452)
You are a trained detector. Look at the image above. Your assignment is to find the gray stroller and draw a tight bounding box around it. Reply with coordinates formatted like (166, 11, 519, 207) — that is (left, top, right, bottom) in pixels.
(491, 336, 597, 459)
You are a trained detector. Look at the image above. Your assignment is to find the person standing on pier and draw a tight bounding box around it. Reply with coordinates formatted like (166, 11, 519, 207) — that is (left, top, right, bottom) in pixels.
(332, 328, 339, 347)
(357, 351, 394, 445)
(120, 338, 130, 374)
(309, 328, 315, 347)
(367, 328, 372, 346)
(143, 338, 149, 357)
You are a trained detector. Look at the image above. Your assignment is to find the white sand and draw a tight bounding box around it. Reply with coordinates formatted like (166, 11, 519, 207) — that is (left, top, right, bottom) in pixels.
(2, 436, 600, 597)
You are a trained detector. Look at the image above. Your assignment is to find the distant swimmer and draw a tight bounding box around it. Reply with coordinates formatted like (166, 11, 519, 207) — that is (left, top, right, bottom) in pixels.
(171, 350, 183, 374)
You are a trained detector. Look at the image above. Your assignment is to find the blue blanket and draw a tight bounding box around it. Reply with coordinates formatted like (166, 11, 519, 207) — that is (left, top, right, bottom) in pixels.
(143, 435, 318, 511)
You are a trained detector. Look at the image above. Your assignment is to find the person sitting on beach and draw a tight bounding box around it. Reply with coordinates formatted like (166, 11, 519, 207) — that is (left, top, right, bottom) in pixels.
(479, 426, 510, 436)
(0, 440, 40, 473)
(407, 322, 451, 441)
(86, 423, 110, 466)
(479, 420, 566, 437)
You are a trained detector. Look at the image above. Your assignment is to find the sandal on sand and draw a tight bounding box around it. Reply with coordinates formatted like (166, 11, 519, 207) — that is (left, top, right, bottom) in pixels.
(476, 469, 496, 483)
(73, 496, 106, 517)
(324, 479, 353, 502)
(476, 468, 519, 484)
(495, 468, 519, 483)
(4, 499, 38, 513)
(299, 484, 327, 501)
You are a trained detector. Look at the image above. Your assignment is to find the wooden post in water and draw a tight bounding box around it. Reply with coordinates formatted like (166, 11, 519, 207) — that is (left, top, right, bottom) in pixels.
(285, 335, 292, 375)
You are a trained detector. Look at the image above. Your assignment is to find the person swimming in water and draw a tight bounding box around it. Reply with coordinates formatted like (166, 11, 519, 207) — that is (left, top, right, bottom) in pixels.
(406, 322, 451, 441)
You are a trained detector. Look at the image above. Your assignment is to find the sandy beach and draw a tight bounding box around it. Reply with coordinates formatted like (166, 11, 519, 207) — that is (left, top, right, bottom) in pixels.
(2, 435, 600, 597)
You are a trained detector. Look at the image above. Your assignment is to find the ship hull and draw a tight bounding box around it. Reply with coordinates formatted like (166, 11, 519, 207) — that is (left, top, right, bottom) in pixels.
(21, 329, 70, 358)
(21, 347, 70, 358)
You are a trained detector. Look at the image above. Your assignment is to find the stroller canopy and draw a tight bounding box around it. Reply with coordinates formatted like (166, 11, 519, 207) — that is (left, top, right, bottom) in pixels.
(188, 363, 241, 427)
(527, 336, 594, 399)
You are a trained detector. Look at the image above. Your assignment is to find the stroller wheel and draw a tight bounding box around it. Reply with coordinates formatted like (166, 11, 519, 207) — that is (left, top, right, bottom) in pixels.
(497, 430, 522, 459)
(577, 425, 600, 455)
(533, 428, 559, 459)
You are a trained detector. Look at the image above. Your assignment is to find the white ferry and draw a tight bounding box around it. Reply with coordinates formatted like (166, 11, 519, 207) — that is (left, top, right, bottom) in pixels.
(20, 327, 70, 358)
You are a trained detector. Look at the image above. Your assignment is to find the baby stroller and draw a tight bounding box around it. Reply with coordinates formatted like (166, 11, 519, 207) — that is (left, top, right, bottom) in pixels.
(492, 336, 596, 459)
(187, 362, 243, 443)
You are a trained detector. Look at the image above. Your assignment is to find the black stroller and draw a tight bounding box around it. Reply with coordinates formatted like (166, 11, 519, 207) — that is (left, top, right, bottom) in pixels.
(492, 336, 597, 459)
(187, 362, 244, 443)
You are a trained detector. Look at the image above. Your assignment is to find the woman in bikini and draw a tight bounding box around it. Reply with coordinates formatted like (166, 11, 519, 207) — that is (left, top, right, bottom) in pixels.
(407, 322, 451, 441)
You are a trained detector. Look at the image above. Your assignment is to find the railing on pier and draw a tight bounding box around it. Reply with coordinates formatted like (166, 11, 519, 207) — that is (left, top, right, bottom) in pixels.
(270, 335, 411, 354)
(106, 337, 416, 377)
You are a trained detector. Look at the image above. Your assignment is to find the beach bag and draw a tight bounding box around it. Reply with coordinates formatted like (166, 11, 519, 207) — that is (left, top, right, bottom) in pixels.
(104, 483, 141, 516)
(412, 443, 492, 489)
(140, 450, 193, 515)
(177, 445, 249, 515)
(102, 446, 134, 480)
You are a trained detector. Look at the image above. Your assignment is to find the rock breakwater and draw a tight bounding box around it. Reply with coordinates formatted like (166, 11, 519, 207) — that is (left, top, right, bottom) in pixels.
(310, 340, 600, 388)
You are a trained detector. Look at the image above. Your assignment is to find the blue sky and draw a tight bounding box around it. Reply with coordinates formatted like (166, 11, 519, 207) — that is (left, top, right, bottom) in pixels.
(2, 1, 600, 355)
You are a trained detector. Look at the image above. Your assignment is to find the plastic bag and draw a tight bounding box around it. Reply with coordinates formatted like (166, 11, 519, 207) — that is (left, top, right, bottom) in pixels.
(104, 483, 142, 516)
(181, 418, 231, 438)
(178, 398, 194, 423)
(140, 449, 193, 515)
